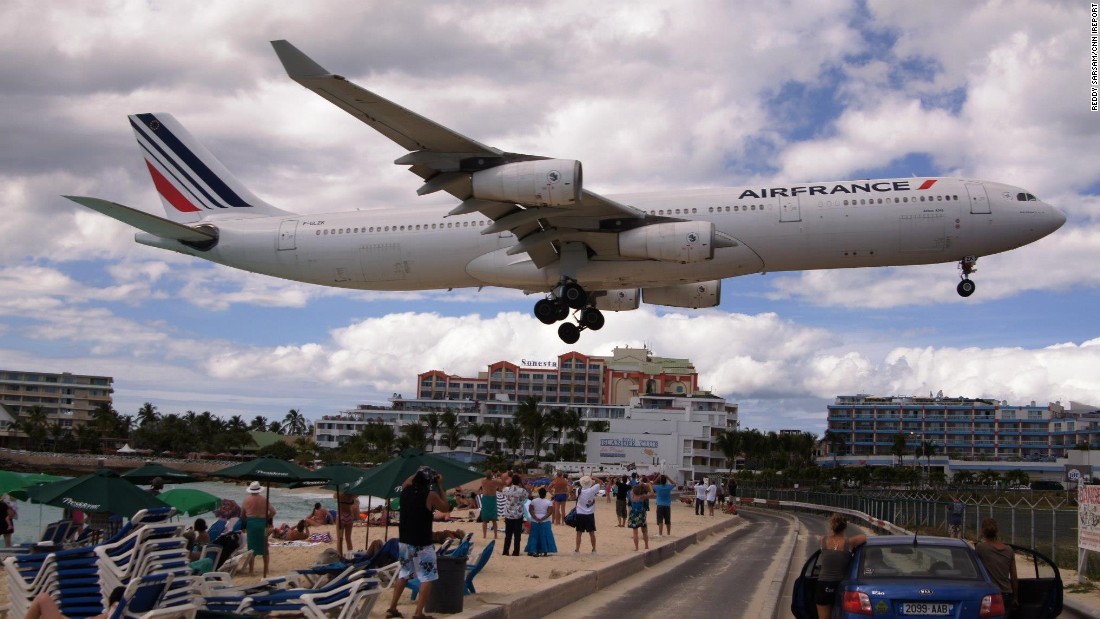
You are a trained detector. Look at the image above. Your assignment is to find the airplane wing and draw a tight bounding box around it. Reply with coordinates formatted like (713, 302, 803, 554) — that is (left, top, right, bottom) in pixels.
(272, 40, 648, 269)
(64, 196, 218, 243)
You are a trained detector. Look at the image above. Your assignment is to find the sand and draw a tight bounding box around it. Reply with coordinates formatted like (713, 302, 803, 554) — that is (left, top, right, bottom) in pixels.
(2, 498, 1098, 618)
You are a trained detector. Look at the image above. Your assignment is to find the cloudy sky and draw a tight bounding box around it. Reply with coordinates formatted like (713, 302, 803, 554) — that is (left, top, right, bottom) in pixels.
(3, 0, 1099, 434)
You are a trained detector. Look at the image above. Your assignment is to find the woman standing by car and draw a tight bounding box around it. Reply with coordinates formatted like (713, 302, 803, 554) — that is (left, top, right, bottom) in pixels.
(975, 517, 1019, 617)
(816, 514, 867, 619)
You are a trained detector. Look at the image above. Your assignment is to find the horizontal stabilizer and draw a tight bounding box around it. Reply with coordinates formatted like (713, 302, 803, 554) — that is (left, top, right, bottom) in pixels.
(64, 196, 217, 243)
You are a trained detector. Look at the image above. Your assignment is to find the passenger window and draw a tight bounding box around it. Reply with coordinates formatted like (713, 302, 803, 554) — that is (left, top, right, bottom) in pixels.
(708, 207, 713, 213)
(692, 208, 697, 214)
(903, 197, 908, 202)
(316, 230, 321, 235)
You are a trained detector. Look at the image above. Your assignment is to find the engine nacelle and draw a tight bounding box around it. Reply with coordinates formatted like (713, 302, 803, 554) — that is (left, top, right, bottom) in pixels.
(471, 159, 582, 207)
(593, 288, 640, 311)
(618, 221, 715, 263)
(643, 280, 721, 309)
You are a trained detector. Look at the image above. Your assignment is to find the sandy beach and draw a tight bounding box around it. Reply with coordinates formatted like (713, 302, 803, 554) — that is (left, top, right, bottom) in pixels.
(2, 498, 1097, 618)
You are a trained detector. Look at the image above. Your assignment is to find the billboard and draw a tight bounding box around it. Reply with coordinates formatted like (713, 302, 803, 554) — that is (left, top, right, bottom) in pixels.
(1078, 483, 1100, 553)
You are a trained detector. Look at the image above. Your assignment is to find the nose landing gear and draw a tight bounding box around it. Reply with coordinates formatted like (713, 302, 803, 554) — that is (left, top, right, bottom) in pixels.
(957, 256, 978, 297)
(533, 279, 605, 343)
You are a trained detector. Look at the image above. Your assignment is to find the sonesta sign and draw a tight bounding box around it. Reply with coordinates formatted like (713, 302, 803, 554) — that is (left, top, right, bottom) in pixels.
(520, 359, 558, 368)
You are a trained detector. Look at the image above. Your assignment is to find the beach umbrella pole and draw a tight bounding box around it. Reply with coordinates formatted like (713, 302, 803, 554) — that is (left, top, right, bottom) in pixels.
(363, 497, 372, 551)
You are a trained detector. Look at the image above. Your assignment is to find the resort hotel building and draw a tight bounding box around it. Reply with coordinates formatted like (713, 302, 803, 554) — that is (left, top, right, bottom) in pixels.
(313, 347, 739, 484)
(0, 369, 114, 435)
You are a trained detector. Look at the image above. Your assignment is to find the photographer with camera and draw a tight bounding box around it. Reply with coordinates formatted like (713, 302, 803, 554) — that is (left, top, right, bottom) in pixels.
(385, 466, 450, 619)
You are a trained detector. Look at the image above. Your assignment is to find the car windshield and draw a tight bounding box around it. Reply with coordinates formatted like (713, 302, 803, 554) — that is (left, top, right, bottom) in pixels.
(859, 544, 981, 580)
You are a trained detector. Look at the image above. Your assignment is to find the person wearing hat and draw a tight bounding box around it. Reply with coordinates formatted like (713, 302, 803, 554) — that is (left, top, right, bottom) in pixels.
(573, 474, 606, 554)
(385, 466, 450, 619)
(241, 481, 276, 576)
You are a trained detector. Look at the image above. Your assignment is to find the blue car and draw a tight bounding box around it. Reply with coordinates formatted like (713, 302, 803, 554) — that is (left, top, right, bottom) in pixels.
(792, 535, 1062, 619)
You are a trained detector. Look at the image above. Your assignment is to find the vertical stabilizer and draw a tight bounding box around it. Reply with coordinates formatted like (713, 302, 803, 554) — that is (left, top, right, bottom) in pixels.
(129, 113, 289, 223)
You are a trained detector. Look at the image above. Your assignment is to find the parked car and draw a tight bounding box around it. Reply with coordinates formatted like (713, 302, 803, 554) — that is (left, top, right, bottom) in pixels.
(792, 535, 1062, 619)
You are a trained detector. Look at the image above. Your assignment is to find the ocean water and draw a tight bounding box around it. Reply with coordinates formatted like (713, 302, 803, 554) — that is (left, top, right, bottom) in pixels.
(3, 474, 384, 546)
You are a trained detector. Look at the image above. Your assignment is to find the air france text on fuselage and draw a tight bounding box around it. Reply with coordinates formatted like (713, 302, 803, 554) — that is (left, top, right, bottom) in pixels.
(738, 179, 935, 199)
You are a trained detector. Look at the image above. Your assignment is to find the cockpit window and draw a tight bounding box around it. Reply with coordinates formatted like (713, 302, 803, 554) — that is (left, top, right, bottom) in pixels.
(1017, 192, 1039, 202)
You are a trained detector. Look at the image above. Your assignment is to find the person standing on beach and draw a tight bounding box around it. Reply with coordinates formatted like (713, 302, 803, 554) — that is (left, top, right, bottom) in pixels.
(694, 479, 706, 515)
(548, 472, 570, 525)
(334, 490, 359, 556)
(573, 475, 605, 554)
(651, 474, 675, 538)
(385, 466, 450, 619)
(477, 470, 503, 539)
(627, 479, 655, 551)
(525, 487, 557, 556)
(500, 470, 528, 556)
(241, 481, 275, 576)
(614, 476, 630, 527)
(705, 479, 718, 516)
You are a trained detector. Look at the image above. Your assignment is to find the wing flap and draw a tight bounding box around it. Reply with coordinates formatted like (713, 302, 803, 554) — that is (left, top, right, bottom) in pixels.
(65, 196, 217, 242)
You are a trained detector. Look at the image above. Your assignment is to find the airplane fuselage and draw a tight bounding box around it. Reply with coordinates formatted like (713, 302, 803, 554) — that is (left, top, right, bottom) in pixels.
(138, 176, 1065, 295)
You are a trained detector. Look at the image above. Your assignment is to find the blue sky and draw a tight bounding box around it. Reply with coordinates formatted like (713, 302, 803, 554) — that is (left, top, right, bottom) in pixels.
(2, 1, 1099, 434)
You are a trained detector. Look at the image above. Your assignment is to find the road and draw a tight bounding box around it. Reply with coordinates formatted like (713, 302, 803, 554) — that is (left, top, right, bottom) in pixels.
(543, 508, 800, 619)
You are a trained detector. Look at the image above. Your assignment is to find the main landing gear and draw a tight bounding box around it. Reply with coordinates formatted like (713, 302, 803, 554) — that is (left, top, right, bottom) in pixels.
(957, 255, 978, 297)
(533, 279, 605, 344)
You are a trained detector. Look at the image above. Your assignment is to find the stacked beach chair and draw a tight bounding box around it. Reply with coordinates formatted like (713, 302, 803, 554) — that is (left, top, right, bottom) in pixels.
(2, 507, 199, 618)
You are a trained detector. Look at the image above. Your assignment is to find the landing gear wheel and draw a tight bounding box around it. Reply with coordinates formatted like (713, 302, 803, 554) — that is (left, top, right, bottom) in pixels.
(558, 322, 581, 344)
(580, 307, 605, 331)
(957, 279, 976, 297)
(561, 283, 588, 310)
(534, 299, 558, 325)
(554, 303, 569, 321)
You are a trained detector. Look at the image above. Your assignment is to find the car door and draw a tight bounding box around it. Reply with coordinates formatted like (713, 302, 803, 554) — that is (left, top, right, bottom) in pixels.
(1009, 544, 1063, 619)
(791, 550, 821, 619)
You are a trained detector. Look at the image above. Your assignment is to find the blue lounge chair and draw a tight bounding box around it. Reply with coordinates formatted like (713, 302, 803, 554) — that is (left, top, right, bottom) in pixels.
(464, 539, 495, 594)
(205, 519, 227, 541)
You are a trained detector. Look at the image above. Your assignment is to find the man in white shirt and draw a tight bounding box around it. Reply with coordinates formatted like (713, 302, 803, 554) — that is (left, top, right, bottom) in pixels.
(693, 480, 706, 516)
(705, 479, 718, 516)
(573, 475, 606, 554)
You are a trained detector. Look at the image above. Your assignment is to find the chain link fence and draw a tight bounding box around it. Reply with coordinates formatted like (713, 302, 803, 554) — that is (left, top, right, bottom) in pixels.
(740, 487, 1096, 576)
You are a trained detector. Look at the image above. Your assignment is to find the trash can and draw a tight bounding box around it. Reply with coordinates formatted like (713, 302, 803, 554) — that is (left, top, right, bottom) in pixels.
(426, 553, 467, 614)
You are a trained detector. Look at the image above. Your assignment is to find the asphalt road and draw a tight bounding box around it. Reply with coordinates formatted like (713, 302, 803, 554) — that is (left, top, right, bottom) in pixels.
(544, 508, 798, 619)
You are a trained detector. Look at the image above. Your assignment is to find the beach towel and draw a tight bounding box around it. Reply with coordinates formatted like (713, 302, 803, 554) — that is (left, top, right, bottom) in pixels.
(308, 532, 332, 544)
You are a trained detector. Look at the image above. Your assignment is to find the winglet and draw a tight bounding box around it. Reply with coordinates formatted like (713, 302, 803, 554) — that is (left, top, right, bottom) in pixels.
(271, 40, 333, 78)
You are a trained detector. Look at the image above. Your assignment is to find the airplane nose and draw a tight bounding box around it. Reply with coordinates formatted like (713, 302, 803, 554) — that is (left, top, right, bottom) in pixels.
(1048, 204, 1067, 232)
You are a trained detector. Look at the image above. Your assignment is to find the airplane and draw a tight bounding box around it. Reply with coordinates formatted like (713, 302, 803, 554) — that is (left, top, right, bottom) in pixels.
(66, 40, 1066, 344)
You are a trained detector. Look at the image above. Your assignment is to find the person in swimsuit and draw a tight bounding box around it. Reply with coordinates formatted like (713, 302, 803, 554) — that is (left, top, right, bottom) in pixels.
(815, 514, 867, 619)
(477, 470, 503, 539)
(241, 481, 276, 576)
(548, 472, 571, 525)
(305, 502, 331, 526)
(334, 490, 359, 556)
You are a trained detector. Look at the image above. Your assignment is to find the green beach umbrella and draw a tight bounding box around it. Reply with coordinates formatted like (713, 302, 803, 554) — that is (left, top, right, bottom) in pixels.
(0, 471, 31, 501)
(157, 488, 222, 516)
(343, 448, 482, 499)
(121, 462, 197, 485)
(24, 469, 168, 518)
(210, 457, 327, 577)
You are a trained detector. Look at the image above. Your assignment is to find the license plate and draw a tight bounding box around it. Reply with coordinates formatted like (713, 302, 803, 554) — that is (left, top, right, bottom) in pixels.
(902, 602, 952, 615)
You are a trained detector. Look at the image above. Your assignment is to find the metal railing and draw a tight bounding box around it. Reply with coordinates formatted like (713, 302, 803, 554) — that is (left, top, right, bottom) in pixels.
(740, 487, 1095, 576)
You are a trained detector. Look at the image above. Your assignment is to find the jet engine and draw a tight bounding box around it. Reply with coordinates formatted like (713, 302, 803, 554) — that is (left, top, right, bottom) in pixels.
(471, 159, 581, 207)
(593, 288, 640, 311)
(618, 221, 715, 263)
(642, 280, 721, 308)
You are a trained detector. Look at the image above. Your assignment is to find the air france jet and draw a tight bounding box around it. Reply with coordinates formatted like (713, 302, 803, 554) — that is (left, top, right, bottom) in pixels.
(67, 41, 1066, 343)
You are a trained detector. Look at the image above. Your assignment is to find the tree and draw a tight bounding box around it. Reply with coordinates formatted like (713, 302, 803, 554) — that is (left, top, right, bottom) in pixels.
(282, 409, 308, 436)
(257, 440, 296, 460)
(440, 411, 463, 451)
(21, 406, 49, 451)
(466, 422, 489, 454)
(424, 413, 441, 451)
(952, 470, 975, 489)
(501, 422, 524, 458)
(891, 433, 909, 467)
(514, 396, 550, 458)
(824, 429, 846, 468)
(714, 430, 742, 472)
(249, 415, 270, 432)
(136, 402, 159, 428)
(398, 422, 429, 451)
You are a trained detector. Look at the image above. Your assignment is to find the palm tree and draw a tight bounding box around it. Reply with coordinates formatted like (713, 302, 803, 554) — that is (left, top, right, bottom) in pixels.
(546, 407, 568, 454)
(440, 411, 463, 451)
(282, 409, 308, 436)
(424, 413, 441, 451)
(466, 422, 489, 454)
(514, 396, 551, 458)
(399, 422, 429, 451)
(249, 415, 270, 432)
(824, 429, 846, 468)
(714, 429, 742, 473)
(891, 433, 908, 467)
(136, 402, 159, 428)
(501, 422, 524, 458)
(21, 406, 49, 451)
